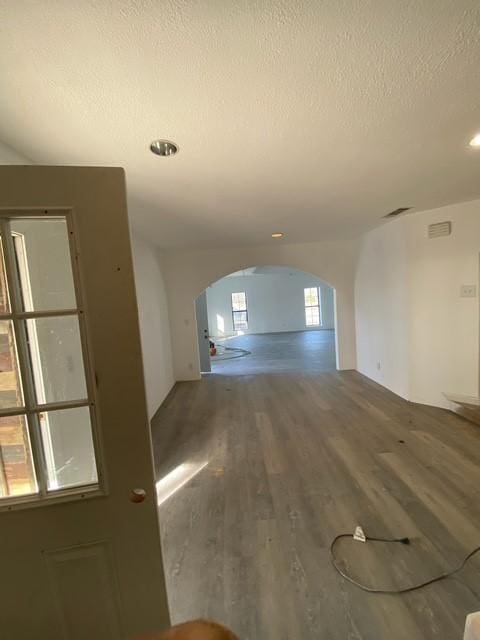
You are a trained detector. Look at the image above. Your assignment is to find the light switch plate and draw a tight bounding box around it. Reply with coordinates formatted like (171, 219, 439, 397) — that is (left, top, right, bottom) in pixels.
(460, 285, 477, 298)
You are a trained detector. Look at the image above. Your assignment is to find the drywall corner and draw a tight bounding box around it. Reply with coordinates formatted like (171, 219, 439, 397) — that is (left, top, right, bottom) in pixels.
(0, 140, 32, 164)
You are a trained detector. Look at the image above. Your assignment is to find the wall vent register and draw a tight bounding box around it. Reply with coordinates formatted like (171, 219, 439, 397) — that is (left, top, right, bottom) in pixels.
(428, 221, 452, 238)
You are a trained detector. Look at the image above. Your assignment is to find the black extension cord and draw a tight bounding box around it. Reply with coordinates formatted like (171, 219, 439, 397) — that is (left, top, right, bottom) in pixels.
(330, 532, 480, 594)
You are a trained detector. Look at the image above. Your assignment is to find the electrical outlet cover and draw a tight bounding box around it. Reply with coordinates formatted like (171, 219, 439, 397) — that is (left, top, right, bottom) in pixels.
(353, 526, 366, 543)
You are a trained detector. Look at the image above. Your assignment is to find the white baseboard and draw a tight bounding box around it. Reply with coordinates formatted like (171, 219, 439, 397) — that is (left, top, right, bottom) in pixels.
(443, 392, 480, 406)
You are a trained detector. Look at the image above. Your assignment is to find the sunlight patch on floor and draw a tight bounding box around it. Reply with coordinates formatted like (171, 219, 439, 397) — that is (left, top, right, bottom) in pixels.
(156, 461, 208, 505)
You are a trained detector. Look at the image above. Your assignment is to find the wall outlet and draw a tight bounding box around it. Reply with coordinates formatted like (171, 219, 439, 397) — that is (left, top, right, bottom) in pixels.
(460, 285, 477, 298)
(376, 361, 381, 371)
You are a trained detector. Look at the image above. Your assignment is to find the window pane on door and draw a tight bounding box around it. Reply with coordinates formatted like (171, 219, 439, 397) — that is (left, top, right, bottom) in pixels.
(11, 219, 77, 312)
(40, 407, 97, 490)
(0, 415, 37, 497)
(0, 320, 24, 409)
(0, 214, 100, 505)
(26, 316, 88, 404)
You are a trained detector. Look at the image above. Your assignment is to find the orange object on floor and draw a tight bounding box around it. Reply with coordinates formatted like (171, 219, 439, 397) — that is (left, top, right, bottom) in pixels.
(133, 618, 239, 639)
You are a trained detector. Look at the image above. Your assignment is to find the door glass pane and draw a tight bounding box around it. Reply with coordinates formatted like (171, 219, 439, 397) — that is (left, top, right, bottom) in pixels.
(0, 320, 24, 409)
(0, 415, 37, 497)
(0, 237, 10, 314)
(26, 316, 87, 404)
(39, 407, 97, 490)
(10, 219, 76, 311)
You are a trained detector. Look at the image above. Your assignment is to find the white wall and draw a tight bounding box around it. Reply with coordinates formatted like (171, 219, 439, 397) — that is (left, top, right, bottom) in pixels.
(355, 198, 480, 408)
(131, 234, 174, 418)
(407, 200, 480, 407)
(355, 220, 410, 399)
(206, 270, 334, 337)
(162, 239, 358, 379)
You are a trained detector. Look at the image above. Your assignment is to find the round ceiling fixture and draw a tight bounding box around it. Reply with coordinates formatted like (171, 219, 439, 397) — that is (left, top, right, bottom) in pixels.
(271, 232, 284, 238)
(150, 140, 178, 156)
(469, 133, 480, 147)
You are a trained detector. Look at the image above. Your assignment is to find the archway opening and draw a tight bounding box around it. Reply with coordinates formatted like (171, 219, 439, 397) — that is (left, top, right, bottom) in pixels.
(195, 265, 337, 375)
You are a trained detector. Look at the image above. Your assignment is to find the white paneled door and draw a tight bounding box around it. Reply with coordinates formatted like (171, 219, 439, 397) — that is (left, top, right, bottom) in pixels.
(0, 167, 170, 640)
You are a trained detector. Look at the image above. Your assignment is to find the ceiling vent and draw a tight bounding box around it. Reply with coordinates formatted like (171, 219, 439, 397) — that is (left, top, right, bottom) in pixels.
(428, 221, 451, 239)
(382, 207, 412, 219)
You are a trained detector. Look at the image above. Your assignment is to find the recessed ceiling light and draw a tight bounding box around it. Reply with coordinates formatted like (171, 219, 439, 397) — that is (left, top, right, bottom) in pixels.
(271, 232, 284, 238)
(469, 133, 480, 147)
(150, 140, 178, 156)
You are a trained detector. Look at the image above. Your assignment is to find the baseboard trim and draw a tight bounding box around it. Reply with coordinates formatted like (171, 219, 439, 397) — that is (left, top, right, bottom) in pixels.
(443, 392, 480, 406)
(355, 368, 410, 403)
(443, 393, 480, 428)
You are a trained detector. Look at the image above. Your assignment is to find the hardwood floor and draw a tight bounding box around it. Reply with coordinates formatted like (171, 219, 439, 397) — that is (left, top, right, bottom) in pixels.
(152, 370, 480, 639)
(210, 330, 336, 375)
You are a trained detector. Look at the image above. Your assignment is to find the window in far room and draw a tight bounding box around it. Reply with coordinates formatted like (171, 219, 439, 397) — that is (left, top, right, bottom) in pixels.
(304, 287, 322, 327)
(231, 291, 248, 331)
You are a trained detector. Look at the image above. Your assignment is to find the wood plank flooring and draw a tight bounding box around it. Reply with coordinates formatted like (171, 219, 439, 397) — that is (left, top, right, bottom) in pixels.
(152, 370, 480, 640)
(210, 330, 336, 375)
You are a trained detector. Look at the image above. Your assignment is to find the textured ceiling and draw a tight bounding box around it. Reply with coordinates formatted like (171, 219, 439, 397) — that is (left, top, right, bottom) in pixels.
(1, 1, 480, 249)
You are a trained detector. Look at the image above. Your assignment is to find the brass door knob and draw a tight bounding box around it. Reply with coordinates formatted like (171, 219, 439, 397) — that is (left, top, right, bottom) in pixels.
(130, 488, 147, 503)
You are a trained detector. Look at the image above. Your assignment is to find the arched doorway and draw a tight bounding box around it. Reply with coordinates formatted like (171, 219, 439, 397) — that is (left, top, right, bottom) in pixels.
(195, 265, 337, 375)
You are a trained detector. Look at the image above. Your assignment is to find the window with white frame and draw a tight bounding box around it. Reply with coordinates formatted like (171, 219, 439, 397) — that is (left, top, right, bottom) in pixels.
(304, 287, 322, 327)
(0, 215, 99, 505)
(231, 291, 248, 331)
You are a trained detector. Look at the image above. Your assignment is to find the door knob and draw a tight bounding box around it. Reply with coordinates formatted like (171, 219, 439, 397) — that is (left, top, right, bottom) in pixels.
(130, 488, 147, 503)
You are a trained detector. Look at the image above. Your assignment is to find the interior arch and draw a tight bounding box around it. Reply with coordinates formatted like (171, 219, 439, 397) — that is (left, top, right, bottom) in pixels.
(194, 264, 338, 375)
